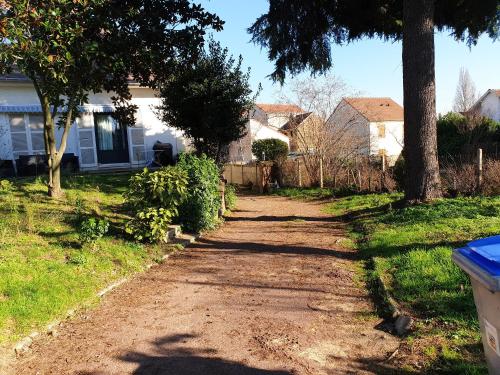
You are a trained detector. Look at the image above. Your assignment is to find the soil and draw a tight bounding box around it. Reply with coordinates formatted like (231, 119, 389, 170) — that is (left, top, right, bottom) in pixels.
(9, 195, 400, 374)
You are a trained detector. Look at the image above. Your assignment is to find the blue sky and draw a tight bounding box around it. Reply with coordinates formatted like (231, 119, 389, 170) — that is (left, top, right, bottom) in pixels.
(199, 0, 500, 115)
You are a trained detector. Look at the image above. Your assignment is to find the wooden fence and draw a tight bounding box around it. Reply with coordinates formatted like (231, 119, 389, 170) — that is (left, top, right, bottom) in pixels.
(223, 162, 272, 192)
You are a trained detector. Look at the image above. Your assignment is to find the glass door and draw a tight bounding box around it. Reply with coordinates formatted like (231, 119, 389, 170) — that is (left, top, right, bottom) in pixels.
(94, 114, 130, 164)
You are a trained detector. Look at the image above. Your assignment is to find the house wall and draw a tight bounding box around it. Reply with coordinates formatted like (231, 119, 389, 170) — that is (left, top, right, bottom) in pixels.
(0, 82, 186, 170)
(327, 100, 371, 156)
(369, 121, 404, 161)
(227, 118, 290, 163)
(267, 113, 294, 129)
(478, 92, 500, 121)
(286, 114, 322, 154)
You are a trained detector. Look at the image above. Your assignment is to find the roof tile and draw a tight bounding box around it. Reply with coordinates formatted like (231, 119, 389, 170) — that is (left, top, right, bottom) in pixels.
(344, 97, 404, 122)
(256, 103, 304, 114)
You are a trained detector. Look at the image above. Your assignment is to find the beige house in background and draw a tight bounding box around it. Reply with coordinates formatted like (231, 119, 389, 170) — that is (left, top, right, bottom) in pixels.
(280, 112, 322, 154)
(327, 97, 404, 165)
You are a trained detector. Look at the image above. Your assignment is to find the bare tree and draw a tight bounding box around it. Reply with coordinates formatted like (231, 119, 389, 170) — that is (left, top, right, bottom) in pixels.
(453, 68, 478, 114)
(278, 74, 367, 185)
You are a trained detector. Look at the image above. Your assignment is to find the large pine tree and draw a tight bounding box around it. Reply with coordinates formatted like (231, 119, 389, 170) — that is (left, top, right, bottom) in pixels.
(250, 0, 499, 202)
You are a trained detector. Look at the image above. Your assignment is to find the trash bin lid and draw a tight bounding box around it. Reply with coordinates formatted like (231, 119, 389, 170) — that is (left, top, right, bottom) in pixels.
(453, 235, 500, 291)
(468, 235, 500, 265)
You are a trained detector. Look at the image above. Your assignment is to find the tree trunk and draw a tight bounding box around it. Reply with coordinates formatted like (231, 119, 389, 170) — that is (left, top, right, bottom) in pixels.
(402, 0, 442, 202)
(48, 157, 63, 198)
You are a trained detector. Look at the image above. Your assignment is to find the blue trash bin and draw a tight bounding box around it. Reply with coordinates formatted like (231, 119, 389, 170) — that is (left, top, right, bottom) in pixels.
(453, 235, 500, 374)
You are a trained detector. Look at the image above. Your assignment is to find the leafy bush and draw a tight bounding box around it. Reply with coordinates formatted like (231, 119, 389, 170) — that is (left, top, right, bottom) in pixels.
(124, 167, 188, 242)
(0, 179, 13, 193)
(176, 153, 221, 232)
(224, 184, 237, 210)
(437, 112, 500, 156)
(252, 138, 289, 162)
(79, 218, 109, 246)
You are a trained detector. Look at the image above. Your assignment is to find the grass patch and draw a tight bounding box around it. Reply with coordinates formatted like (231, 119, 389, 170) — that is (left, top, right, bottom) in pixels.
(326, 193, 500, 373)
(271, 187, 335, 200)
(0, 173, 173, 345)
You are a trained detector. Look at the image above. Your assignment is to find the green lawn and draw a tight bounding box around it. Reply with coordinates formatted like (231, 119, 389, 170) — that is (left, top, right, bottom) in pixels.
(272, 187, 336, 200)
(326, 193, 500, 374)
(0, 173, 171, 345)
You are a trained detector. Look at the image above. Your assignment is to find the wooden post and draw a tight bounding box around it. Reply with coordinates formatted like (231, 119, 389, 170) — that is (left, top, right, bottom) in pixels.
(477, 148, 483, 190)
(255, 163, 258, 188)
(241, 163, 244, 185)
(258, 163, 264, 193)
(319, 157, 324, 188)
(297, 159, 302, 187)
(381, 154, 386, 191)
(368, 169, 372, 192)
(218, 179, 226, 217)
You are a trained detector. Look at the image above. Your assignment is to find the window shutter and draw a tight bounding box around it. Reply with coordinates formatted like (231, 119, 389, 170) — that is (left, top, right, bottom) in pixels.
(77, 115, 97, 167)
(129, 108, 146, 164)
(130, 128, 146, 163)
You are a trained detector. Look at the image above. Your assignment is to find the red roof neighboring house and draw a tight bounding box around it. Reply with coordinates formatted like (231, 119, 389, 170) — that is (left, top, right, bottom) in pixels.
(256, 103, 304, 114)
(343, 97, 404, 122)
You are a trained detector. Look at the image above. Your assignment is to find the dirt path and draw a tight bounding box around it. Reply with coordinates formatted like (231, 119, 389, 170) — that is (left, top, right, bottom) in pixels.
(11, 195, 400, 375)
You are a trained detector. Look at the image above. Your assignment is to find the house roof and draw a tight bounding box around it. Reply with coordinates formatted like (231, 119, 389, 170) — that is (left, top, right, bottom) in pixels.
(256, 103, 304, 114)
(343, 97, 404, 122)
(470, 89, 500, 111)
(281, 112, 313, 131)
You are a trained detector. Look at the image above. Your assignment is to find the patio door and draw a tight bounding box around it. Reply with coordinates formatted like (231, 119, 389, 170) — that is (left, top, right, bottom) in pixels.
(94, 114, 129, 164)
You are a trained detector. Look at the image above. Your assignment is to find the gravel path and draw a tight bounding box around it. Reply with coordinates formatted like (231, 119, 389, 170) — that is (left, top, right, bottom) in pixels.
(11, 195, 400, 374)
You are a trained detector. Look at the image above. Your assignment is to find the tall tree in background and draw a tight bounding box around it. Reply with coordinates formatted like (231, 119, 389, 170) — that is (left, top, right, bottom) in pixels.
(453, 67, 478, 113)
(0, 0, 222, 197)
(250, 0, 499, 202)
(158, 39, 257, 165)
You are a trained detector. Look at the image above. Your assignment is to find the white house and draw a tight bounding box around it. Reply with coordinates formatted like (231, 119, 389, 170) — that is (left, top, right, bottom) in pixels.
(228, 103, 303, 163)
(0, 73, 188, 172)
(471, 89, 500, 121)
(327, 97, 404, 164)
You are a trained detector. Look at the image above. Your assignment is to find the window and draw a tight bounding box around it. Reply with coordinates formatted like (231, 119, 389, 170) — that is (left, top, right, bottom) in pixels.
(378, 123, 386, 138)
(9, 114, 29, 158)
(29, 114, 45, 153)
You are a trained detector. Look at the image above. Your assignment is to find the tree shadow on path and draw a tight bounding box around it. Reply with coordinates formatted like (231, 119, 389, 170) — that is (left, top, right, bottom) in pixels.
(114, 333, 293, 375)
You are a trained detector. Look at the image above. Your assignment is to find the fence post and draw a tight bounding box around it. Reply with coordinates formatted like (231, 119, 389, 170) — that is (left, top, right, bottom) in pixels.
(368, 169, 372, 192)
(319, 157, 324, 188)
(357, 169, 362, 192)
(297, 159, 302, 187)
(218, 179, 226, 217)
(477, 148, 483, 191)
(381, 154, 386, 191)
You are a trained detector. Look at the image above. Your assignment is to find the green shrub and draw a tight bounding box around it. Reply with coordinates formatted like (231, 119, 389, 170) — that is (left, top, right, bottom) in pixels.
(79, 217, 109, 246)
(224, 184, 237, 211)
(0, 179, 13, 193)
(252, 138, 289, 162)
(176, 153, 221, 232)
(124, 167, 188, 242)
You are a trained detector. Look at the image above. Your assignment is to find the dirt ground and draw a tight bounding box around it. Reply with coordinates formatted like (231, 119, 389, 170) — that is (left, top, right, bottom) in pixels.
(9, 195, 400, 375)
